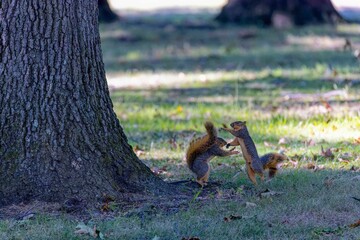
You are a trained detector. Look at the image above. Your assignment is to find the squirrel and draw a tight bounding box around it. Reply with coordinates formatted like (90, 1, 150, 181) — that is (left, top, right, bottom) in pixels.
(221, 121, 287, 185)
(186, 121, 239, 186)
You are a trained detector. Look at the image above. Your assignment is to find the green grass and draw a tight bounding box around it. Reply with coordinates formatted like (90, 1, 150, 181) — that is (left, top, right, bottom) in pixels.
(1, 11, 360, 240)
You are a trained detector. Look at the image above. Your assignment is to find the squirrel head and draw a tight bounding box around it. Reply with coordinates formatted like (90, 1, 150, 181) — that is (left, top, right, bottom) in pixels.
(230, 121, 246, 130)
(229, 121, 248, 138)
(272, 153, 288, 163)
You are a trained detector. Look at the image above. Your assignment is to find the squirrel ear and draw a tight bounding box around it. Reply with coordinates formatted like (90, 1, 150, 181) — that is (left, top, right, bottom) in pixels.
(243, 121, 247, 125)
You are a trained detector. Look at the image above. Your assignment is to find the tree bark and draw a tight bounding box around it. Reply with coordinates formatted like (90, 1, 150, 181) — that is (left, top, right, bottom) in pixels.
(98, 0, 119, 23)
(0, 0, 164, 207)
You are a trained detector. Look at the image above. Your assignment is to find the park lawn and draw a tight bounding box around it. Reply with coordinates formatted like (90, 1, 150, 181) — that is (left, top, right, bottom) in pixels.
(1, 12, 360, 239)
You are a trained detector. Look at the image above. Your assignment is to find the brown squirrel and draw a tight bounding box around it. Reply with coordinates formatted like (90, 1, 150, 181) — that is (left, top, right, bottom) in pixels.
(186, 122, 239, 186)
(222, 121, 286, 184)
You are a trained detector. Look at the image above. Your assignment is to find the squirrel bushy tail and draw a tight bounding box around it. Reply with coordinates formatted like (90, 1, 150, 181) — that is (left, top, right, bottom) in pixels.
(186, 121, 217, 170)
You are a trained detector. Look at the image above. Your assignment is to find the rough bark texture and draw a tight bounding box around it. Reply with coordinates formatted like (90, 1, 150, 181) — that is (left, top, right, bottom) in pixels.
(0, 0, 164, 207)
(216, 0, 342, 26)
(98, 0, 119, 23)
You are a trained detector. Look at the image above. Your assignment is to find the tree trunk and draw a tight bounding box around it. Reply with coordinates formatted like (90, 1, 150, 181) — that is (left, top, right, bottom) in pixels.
(98, 0, 119, 23)
(0, 0, 164, 207)
(216, 0, 342, 26)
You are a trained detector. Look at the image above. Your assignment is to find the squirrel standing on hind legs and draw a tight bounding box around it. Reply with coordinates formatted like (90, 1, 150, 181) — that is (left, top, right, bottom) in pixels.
(186, 122, 240, 187)
(222, 121, 287, 185)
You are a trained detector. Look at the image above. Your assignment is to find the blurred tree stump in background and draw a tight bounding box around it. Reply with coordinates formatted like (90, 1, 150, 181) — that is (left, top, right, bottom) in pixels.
(99, 0, 119, 23)
(216, 0, 342, 27)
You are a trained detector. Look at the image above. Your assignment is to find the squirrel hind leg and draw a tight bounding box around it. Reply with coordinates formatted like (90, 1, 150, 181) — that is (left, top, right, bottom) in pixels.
(196, 170, 210, 187)
(268, 168, 277, 178)
(195, 164, 210, 187)
(259, 172, 265, 181)
(246, 163, 257, 185)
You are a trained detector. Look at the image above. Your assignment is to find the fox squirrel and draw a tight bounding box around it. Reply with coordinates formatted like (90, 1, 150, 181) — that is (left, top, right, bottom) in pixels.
(259, 153, 287, 178)
(186, 122, 239, 186)
(222, 121, 286, 184)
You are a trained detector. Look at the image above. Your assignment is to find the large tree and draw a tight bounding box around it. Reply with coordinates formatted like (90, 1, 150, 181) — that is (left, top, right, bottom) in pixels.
(0, 0, 166, 207)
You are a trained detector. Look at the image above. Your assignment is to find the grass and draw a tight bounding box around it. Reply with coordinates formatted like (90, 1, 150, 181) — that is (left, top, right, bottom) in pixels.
(1, 10, 360, 240)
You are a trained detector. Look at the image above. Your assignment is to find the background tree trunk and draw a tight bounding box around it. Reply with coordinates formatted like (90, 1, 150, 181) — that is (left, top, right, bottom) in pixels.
(0, 0, 165, 207)
(98, 0, 119, 23)
(216, 0, 342, 26)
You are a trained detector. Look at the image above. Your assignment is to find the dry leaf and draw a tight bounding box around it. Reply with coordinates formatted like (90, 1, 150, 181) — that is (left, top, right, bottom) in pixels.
(264, 141, 274, 147)
(321, 99, 333, 111)
(321, 146, 334, 158)
(339, 153, 352, 159)
(101, 194, 115, 212)
(350, 166, 359, 171)
(349, 219, 360, 228)
(168, 138, 178, 150)
(278, 138, 287, 145)
(305, 139, 316, 147)
(75, 223, 104, 239)
(307, 163, 316, 169)
(324, 178, 333, 188)
(314, 165, 325, 172)
(224, 214, 242, 222)
(133, 145, 146, 157)
(260, 189, 284, 198)
(245, 202, 257, 208)
(289, 159, 298, 167)
(151, 166, 168, 176)
(338, 158, 350, 164)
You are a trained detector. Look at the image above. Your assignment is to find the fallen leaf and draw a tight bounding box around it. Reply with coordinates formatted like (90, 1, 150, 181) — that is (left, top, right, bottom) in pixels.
(168, 138, 178, 150)
(289, 159, 298, 167)
(224, 214, 242, 222)
(264, 141, 274, 147)
(305, 139, 316, 147)
(260, 189, 284, 198)
(338, 158, 350, 164)
(133, 145, 146, 157)
(101, 194, 115, 212)
(350, 166, 359, 171)
(313, 226, 344, 236)
(314, 165, 325, 172)
(75, 223, 104, 239)
(324, 178, 333, 188)
(278, 138, 287, 145)
(321, 146, 334, 158)
(238, 29, 257, 39)
(349, 219, 360, 228)
(151, 166, 168, 176)
(339, 153, 352, 160)
(245, 202, 257, 208)
(321, 99, 333, 111)
(306, 163, 316, 169)
(21, 213, 35, 221)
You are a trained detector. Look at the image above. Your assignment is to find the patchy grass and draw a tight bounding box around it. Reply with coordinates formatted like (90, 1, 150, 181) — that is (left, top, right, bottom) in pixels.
(1, 11, 360, 240)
